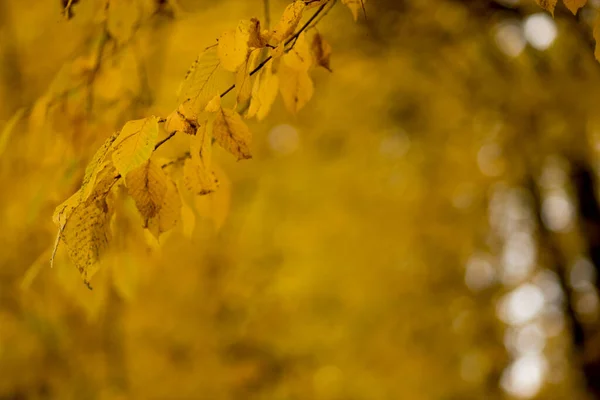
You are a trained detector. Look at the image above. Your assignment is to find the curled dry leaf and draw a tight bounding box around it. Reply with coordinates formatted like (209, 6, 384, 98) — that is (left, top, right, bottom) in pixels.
(311, 32, 332, 72)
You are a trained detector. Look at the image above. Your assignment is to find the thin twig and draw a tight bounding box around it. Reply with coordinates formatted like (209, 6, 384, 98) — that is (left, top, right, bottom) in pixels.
(104, 1, 332, 188)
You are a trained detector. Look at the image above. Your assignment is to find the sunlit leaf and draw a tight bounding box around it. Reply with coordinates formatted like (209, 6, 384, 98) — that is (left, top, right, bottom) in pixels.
(284, 32, 312, 71)
(111, 116, 159, 176)
(81, 131, 119, 201)
(270, 0, 306, 45)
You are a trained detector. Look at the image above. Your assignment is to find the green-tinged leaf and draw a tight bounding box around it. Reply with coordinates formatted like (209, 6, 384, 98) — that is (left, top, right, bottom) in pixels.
(111, 116, 159, 176)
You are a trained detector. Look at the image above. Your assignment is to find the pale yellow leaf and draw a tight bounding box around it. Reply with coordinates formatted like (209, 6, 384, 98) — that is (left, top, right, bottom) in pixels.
(126, 159, 169, 226)
(535, 0, 558, 15)
(213, 108, 252, 160)
(178, 46, 231, 118)
(311, 32, 332, 72)
(341, 0, 366, 21)
(147, 178, 182, 239)
(247, 59, 280, 121)
(279, 63, 314, 114)
(271, 1, 306, 45)
(563, 0, 586, 14)
(111, 116, 159, 176)
(283, 32, 313, 71)
(107, 0, 141, 44)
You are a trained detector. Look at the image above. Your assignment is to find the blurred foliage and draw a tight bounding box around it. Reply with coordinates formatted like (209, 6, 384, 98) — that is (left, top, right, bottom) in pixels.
(3, 0, 600, 399)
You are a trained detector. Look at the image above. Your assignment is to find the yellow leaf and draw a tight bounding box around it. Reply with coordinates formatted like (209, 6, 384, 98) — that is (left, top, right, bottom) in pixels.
(111, 116, 159, 176)
(178, 46, 230, 118)
(283, 32, 313, 71)
(271, 0, 306, 45)
(311, 32, 332, 72)
(270, 42, 286, 59)
(563, 0, 586, 14)
(235, 50, 260, 107)
(184, 122, 218, 195)
(218, 23, 250, 72)
(183, 158, 219, 195)
(146, 177, 182, 239)
(247, 59, 280, 121)
(244, 18, 267, 48)
(279, 63, 314, 114)
(205, 94, 222, 113)
(165, 107, 197, 135)
(107, 0, 141, 44)
(60, 198, 113, 287)
(213, 108, 252, 160)
(195, 164, 231, 232)
(80, 131, 119, 201)
(341, 0, 366, 21)
(535, 0, 558, 15)
(126, 159, 169, 226)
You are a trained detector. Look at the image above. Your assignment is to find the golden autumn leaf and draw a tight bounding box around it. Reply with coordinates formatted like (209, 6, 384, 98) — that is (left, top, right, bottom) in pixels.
(146, 177, 182, 239)
(270, 0, 306, 45)
(563, 0, 587, 14)
(311, 32, 332, 72)
(235, 50, 259, 106)
(218, 27, 249, 72)
(80, 131, 119, 201)
(341, 0, 366, 21)
(165, 107, 197, 135)
(184, 122, 218, 195)
(111, 116, 159, 176)
(535, 0, 558, 15)
(247, 59, 279, 121)
(213, 107, 252, 160)
(126, 159, 169, 227)
(178, 46, 230, 118)
(279, 62, 314, 114)
(60, 198, 113, 287)
(205, 94, 222, 113)
(243, 18, 267, 49)
(283, 32, 312, 71)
